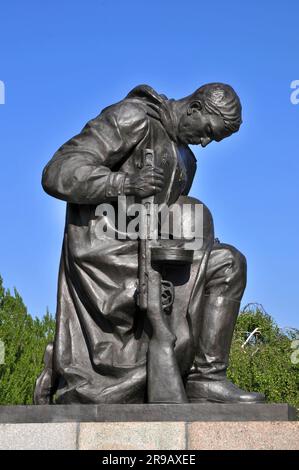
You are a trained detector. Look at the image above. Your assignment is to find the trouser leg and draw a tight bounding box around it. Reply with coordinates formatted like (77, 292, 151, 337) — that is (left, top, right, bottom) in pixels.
(192, 242, 246, 379)
(186, 243, 265, 403)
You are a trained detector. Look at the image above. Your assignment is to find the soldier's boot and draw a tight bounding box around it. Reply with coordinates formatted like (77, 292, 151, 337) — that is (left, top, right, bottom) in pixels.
(185, 296, 265, 403)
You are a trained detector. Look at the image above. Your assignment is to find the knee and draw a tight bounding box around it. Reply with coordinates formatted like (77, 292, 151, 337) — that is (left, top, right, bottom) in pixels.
(225, 245, 247, 295)
(211, 243, 247, 297)
(221, 244, 246, 283)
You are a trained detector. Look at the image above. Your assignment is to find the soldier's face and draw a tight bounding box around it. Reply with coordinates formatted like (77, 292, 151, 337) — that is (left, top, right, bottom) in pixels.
(178, 106, 232, 147)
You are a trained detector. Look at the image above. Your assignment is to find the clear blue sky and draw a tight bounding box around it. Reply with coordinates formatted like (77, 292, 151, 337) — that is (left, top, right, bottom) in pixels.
(0, 1, 298, 328)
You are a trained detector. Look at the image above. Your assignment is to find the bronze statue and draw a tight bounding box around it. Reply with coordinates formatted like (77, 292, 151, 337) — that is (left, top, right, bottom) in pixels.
(34, 83, 265, 405)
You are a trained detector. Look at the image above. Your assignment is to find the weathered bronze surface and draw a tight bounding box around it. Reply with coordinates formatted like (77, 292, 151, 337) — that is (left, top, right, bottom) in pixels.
(34, 84, 265, 405)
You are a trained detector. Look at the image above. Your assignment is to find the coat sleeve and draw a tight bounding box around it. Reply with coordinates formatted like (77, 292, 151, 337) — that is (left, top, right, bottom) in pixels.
(42, 102, 148, 204)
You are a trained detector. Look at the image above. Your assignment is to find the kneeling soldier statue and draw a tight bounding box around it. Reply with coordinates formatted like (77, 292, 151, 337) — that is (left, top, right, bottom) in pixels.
(34, 83, 265, 405)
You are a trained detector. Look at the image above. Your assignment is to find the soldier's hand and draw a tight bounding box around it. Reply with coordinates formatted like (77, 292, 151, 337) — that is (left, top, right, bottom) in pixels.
(124, 167, 165, 198)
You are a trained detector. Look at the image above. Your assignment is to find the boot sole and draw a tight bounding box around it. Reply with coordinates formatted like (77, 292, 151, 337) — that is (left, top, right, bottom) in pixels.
(188, 398, 265, 404)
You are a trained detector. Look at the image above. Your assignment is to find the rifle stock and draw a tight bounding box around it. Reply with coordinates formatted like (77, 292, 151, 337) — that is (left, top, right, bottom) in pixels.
(138, 148, 187, 404)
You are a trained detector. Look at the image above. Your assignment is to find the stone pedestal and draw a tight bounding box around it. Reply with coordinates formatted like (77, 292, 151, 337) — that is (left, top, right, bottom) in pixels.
(0, 404, 297, 450)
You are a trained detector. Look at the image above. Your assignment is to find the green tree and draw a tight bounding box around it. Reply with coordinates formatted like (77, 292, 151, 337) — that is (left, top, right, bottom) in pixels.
(0, 276, 55, 404)
(0, 276, 298, 407)
(228, 303, 299, 409)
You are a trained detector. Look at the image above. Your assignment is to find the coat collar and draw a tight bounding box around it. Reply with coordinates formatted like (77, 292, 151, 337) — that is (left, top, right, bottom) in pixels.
(126, 85, 178, 142)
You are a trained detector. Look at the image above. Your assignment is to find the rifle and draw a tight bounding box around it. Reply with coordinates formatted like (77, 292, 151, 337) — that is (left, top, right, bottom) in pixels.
(138, 148, 189, 404)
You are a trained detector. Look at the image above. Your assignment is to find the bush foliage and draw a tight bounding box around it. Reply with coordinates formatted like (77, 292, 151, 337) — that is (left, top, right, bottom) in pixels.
(0, 276, 298, 407)
(0, 276, 55, 404)
(228, 303, 299, 408)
